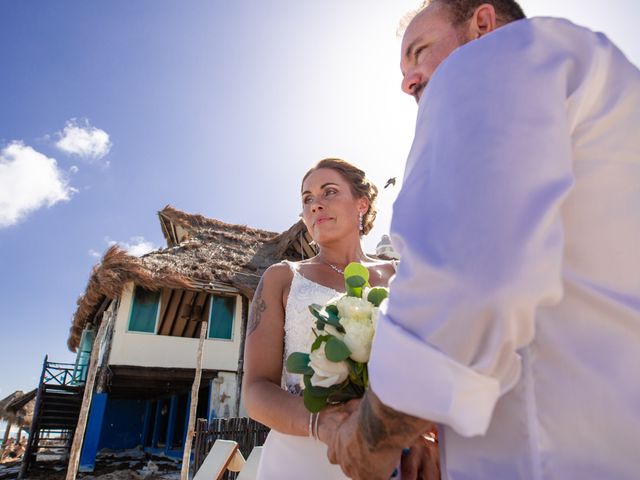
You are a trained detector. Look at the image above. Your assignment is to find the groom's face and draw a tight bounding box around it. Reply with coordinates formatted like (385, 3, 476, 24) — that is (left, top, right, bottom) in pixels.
(400, 3, 467, 104)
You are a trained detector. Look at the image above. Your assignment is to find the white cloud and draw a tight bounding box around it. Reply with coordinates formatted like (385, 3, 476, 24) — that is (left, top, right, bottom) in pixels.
(55, 119, 112, 162)
(106, 236, 157, 257)
(88, 249, 101, 259)
(0, 142, 75, 228)
(70, 165, 79, 174)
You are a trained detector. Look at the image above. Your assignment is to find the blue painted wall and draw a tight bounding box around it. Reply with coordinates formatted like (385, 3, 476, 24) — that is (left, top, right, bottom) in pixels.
(79, 393, 108, 472)
(98, 398, 147, 450)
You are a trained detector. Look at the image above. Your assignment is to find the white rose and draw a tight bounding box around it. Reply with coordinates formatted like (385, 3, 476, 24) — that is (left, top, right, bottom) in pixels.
(336, 296, 373, 321)
(362, 287, 372, 301)
(371, 307, 380, 329)
(309, 344, 350, 388)
(326, 294, 343, 307)
(342, 316, 375, 363)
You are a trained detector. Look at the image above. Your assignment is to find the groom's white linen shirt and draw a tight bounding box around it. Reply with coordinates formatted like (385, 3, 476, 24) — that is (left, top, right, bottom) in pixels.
(369, 17, 640, 479)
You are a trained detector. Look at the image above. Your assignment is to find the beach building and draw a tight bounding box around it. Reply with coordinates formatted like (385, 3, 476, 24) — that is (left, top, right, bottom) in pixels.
(22, 206, 315, 474)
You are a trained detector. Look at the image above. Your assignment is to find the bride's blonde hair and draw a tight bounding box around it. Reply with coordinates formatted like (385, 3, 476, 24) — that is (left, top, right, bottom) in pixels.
(301, 158, 378, 235)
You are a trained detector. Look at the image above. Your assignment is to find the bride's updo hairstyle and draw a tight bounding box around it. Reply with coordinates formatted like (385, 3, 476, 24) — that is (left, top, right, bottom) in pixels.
(301, 158, 378, 235)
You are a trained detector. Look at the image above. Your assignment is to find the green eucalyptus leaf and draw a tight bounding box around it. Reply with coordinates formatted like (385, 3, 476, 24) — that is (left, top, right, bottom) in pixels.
(325, 306, 340, 323)
(326, 382, 365, 403)
(323, 314, 345, 333)
(345, 359, 365, 385)
(326, 304, 339, 317)
(367, 287, 389, 307)
(286, 352, 313, 375)
(303, 386, 329, 413)
(346, 275, 367, 288)
(325, 336, 351, 362)
(347, 287, 362, 298)
(363, 364, 369, 389)
(311, 335, 328, 352)
(344, 263, 370, 283)
(309, 305, 328, 323)
(303, 374, 332, 396)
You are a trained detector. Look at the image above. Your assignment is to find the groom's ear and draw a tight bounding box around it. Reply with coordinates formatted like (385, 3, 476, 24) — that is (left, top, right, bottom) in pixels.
(465, 3, 498, 40)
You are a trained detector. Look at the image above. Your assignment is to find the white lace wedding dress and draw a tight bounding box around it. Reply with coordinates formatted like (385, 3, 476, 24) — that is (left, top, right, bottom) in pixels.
(256, 261, 350, 479)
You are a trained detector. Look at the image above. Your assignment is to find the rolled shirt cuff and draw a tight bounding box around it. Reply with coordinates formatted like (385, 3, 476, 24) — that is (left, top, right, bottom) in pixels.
(368, 313, 501, 437)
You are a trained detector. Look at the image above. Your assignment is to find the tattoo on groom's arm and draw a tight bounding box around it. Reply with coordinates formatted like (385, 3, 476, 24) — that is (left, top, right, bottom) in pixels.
(247, 277, 267, 337)
(360, 391, 389, 450)
(359, 390, 428, 451)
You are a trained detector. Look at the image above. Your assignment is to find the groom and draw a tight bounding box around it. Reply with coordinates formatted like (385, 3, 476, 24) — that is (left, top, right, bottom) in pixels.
(328, 1, 640, 479)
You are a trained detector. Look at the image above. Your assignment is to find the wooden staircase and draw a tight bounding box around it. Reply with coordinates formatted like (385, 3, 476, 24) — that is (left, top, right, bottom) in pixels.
(19, 356, 84, 478)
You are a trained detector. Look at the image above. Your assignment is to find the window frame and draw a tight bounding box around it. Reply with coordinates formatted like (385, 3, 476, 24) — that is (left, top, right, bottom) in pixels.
(127, 286, 161, 335)
(207, 294, 236, 341)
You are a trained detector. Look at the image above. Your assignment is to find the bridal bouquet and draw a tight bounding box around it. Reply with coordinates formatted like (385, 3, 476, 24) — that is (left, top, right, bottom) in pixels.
(286, 262, 388, 412)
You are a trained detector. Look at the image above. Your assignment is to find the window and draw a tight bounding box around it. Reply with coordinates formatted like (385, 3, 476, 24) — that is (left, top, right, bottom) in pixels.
(129, 287, 160, 333)
(73, 328, 94, 384)
(208, 295, 235, 340)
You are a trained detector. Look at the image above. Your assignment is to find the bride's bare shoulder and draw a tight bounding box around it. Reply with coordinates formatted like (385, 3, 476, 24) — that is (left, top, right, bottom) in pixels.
(368, 258, 398, 285)
(257, 262, 295, 293)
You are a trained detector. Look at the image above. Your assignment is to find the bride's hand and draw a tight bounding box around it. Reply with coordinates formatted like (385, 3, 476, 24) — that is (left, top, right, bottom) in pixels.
(316, 398, 361, 445)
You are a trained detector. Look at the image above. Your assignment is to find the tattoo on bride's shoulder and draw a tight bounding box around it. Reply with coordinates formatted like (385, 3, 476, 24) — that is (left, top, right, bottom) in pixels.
(247, 277, 267, 336)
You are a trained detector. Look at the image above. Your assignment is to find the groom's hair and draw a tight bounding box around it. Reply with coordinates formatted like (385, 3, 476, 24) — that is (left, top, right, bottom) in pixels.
(398, 0, 525, 37)
(427, 0, 526, 26)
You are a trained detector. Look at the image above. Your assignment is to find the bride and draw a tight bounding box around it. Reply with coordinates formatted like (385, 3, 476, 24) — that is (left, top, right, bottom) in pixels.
(243, 159, 435, 479)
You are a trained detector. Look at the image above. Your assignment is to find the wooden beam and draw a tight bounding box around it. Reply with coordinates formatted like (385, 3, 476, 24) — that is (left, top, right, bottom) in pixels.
(301, 240, 316, 258)
(176, 290, 198, 333)
(157, 288, 174, 335)
(183, 292, 208, 338)
(171, 290, 195, 337)
(165, 290, 186, 336)
(181, 320, 208, 480)
(65, 309, 112, 480)
(235, 295, 250, 416)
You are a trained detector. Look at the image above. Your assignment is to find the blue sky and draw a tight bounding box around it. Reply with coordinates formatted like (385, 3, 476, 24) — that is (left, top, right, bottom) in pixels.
(1, 0, 638, 405)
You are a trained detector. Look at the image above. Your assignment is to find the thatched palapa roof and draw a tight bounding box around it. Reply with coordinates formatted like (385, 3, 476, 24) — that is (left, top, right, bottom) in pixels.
(67, 206, 316, 352)
(0, 390, 36, 427)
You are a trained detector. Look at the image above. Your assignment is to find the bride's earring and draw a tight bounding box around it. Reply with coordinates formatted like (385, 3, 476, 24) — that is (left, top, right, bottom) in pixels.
(359, 212, 364, 232)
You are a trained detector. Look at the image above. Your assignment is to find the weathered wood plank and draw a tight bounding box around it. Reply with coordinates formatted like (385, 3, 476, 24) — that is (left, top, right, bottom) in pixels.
(181, 320, 208, 480)
(161, 289, 184, 336)
(65, 309, 113, 480)
(156, 288, 174, 335)
(183, 292, 209, 338)
(171, 290, 196, 336)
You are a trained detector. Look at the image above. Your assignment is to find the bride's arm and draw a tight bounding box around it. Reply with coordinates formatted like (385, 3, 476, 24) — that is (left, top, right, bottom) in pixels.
(242, 263, 312, 436)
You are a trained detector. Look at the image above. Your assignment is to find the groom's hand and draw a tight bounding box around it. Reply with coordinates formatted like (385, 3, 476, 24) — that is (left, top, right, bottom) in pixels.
(400, 431, 440, 480)
(327, 390, 430, 480)
(327, 402, 399, 480)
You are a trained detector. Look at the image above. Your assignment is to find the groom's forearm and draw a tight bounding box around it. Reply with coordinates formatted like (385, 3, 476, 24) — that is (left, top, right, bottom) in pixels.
(359, 388, 432, 452)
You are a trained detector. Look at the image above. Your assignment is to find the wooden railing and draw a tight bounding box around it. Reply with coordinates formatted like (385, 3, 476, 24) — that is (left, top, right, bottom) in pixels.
(43, 360, 80, 386)
(193, 417, 270, 478)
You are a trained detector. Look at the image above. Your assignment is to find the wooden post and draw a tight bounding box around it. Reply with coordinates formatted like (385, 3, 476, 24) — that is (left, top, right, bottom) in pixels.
(234, 295, 250, 417)
(181, 320, 208, 480)
(65, 310, 112, 480)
